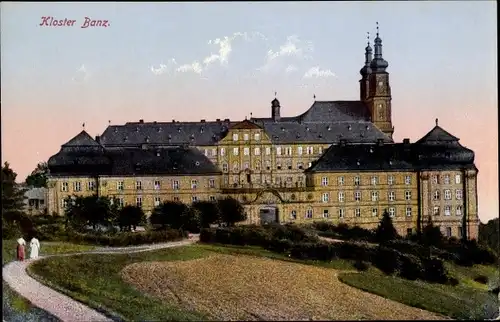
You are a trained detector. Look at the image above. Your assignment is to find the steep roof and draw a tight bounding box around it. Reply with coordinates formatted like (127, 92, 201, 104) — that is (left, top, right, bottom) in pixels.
(416, 125, 459, 145)
(62, 131, 101, 147)
(230, 119, 261, 130)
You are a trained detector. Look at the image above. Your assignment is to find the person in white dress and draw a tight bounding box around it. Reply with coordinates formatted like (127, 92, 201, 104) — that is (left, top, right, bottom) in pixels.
(29, 237, 40, 259)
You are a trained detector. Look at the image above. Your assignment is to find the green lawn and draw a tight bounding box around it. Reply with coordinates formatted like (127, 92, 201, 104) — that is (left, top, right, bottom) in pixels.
(338, 263, 499, 320)
(2, 239, 97, 320)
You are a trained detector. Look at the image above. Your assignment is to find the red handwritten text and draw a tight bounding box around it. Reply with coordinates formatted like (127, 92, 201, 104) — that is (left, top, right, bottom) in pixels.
(81, 17, 110, 28)
(40, 17, 77, 27)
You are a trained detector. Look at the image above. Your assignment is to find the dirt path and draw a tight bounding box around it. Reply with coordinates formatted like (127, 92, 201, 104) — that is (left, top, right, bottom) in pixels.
(2, 237, 198, 322)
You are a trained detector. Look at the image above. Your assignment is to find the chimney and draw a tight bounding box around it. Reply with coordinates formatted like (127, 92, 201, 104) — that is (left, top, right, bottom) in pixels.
(172, 119, 175, 123)
(139, 119, 144, 123)
(403, 138, 410, 145)
(200, 119, 206, 123)
(216, 118, 221, 122)
(339, 139, 347, 147)
(377, 138, 384, 146)
(224, 118, 230, 122)
(95, 135, 101, 143)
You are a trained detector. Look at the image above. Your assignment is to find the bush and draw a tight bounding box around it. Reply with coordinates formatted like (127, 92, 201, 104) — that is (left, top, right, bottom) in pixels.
(353, 260, 370, 271)
(372, 246, 401, 275)
(200, 228, 215, 243)
(335, 242, 373, 262)
(63, 229, 186, 247)
(289, 242, 337, 261)
(421, 257, 448, 284)
(265, 238, 295, 253)
(385, 240, 430, 258)
(398, 253, 424, 280)
(447, 277, 460, 286)
(312, 222, 375, 242)
(271, 224, 318, 243)
(474, 275, 489, 284)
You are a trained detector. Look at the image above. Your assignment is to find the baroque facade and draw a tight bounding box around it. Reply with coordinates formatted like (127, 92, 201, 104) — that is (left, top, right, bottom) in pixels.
(46, 31, 479, 239)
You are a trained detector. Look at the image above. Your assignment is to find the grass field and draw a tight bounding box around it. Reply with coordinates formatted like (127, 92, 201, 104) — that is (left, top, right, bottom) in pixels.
(2, 239, 97, 322)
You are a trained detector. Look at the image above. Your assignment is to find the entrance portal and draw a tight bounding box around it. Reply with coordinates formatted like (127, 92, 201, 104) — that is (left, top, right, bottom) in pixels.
(259, 206, 279, 225)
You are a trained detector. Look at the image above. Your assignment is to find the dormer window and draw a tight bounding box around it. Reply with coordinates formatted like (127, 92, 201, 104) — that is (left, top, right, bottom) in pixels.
(135, 127, 139, 132)
(281, 127, 285, 132)
(306, 127, 310, 131)
(365, 126, 370, 130)
(157, 127, 162, 133)
(348, 125, 352, 131)
(200, 127, 204, 134)
(327, 125, 331, 131)
(177, 127, 181, 133)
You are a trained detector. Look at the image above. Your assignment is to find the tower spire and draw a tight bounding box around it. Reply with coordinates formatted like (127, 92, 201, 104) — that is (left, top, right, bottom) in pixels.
(359, 31, 372, 77)
(370, 21, 388, 72)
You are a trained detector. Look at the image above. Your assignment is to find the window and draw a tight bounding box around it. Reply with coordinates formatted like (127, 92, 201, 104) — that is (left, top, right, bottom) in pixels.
(445, 227, 452, 237)
(444, 189, 452, 200)
(289, 210, 297, 220)
(339, 208, 345, 218)
(277, 163, 282, 170)
(321, 177, 328, 186)
(297, 146, 303, 155)
(74, 182, 81, 192)
(404, 175, 411, 185)
(405, 207, 412, 217)
(220, 148, 225, 156)
(118, 197, 124, 207)
(244, 162, 249, 170)
(388, 191, 395, 201)
(254, 147, 260, 155)
(61, 182, 68, 192)
(233, 147, 239, 156)
(297, 162, 304, 169)
(211, 148, 216, 156)
(323, 209, 329, 218)
(222, 163, 228, 172)
(432, 175, 439, 184)
(191, 180, 198, 189)
(405, 191, 411, 201)
(172, 180, 180, 190)
(276, 147, 282, 155)
(233, 162, 239, 171)
(136, 181, 142, 190)
(192, 196, 198, 203)
(443, 174, 450, 185)
(372, 208, 378, 216)
(265, 160, 271, 170)
(388, 207, 395, 217)
(455, 189, 463, 200)
(117, 181, 124, 191)
(61, 198, 68, 208)
(444, 205, 451, 216)
(338, 176, 344, 185)
(371, 191, 379, 202)
(285, 147, 292, 155)
(243, 148, 249, 156)
(232, 133, 238, 141)
(371, 176, 378, 185)
(254, 133, 260, 141)
(173, 196, 180, 202)
(318, 147, 323, 155)
(354, 191, 361, 201)
(355, 208, 361, 217)
(338, 191, 345, 202)
(433, 206, 440, 216)
(456, 205, 463, 216)
(322, 193, 329, 203)
(433, 190, 440, 200)
(458, 227, 462, 238)
(265, 147, 271, 155)
(306, 209, 313, 219)
(243, 133, 249, 141)
(204, 149, 208, 156)
(406, 228, 413, 236)
(388, 175, 394, 185)
(209, 196, 216, 202)
(354, 176, 360, 186)
(88, 181, 95, 191)
(287, 162, 292, 170)
(455, 174, 461, 184)
(154, 180, 161, 190)
(136, 197, 142, 207)
(209, 179, 215, 188)
(154, 196, 161, 207)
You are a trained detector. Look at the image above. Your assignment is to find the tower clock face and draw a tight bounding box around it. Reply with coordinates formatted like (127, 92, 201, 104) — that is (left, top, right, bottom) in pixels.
(378, 81, 384, 87)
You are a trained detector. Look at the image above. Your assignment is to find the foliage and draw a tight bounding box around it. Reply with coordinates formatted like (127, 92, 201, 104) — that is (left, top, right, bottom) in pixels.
(353, 260, 370, 271)
(217, 197, 246, 226)
(66, 229, 186, 247)
(150, 201, 193, 230)
(64, 195, 119, 231)
(421, 257, 448, 284)
(24, 162, 48, 188)
(473, 275, 488, 284)
(375, 210, 399, 244)
(479, 218, 499, 256)
(421, 217, 444, 248)
(192, 201, 220, 228)
(372, 246, 401, 275)
(311, 222, 375, 242)
(398, 253, 424, 280)
(117, 205, 146, 232)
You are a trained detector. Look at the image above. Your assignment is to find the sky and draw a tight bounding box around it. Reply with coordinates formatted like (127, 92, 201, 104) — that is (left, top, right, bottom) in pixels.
(1, 1, 497, 222)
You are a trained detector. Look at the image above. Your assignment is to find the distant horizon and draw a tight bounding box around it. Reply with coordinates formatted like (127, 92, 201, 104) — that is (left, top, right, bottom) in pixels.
(2, 1, 497, 222)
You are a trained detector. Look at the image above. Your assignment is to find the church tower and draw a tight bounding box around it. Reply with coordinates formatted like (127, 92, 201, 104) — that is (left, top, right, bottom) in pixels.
(359, 32, 372, 101)
(365, 23, 394, 139)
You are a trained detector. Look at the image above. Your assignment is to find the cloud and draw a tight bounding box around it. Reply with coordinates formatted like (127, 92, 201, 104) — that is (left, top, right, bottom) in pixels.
(151, 31, 267, 76)
(72, 64, 90, 82)
(150, 59, 177, 76)
(303, 66, 335, 78)
(285, 65, 298, 74)
(257, 35, 314, 73)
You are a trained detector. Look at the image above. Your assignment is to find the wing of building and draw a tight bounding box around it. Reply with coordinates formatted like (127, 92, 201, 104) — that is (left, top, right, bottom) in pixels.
(46, 31, 479, 240)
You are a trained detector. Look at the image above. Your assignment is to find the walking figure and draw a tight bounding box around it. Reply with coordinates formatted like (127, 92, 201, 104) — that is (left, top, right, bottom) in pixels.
(29, 237, 41, 259)
(16, 237, 26, 261)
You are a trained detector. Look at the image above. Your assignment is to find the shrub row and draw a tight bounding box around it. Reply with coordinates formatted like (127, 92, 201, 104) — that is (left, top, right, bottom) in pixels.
(65, 229, 187, 247)
(311, 222, 376, 242)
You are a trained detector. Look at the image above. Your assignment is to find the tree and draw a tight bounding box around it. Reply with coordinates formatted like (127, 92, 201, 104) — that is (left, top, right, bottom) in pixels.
(150, 201, 192, 230)
(192, 200, 220, 228)
(25, 162, 48, 188)
(479, 218, 499, 256)
(217, 197, 246, 227)
(375, 210, 399, 244)
(116, 205, 146, 232)
(421, 216, 444, 247)
(1, 162, 32, 234)
(65, 195, 118, 231)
